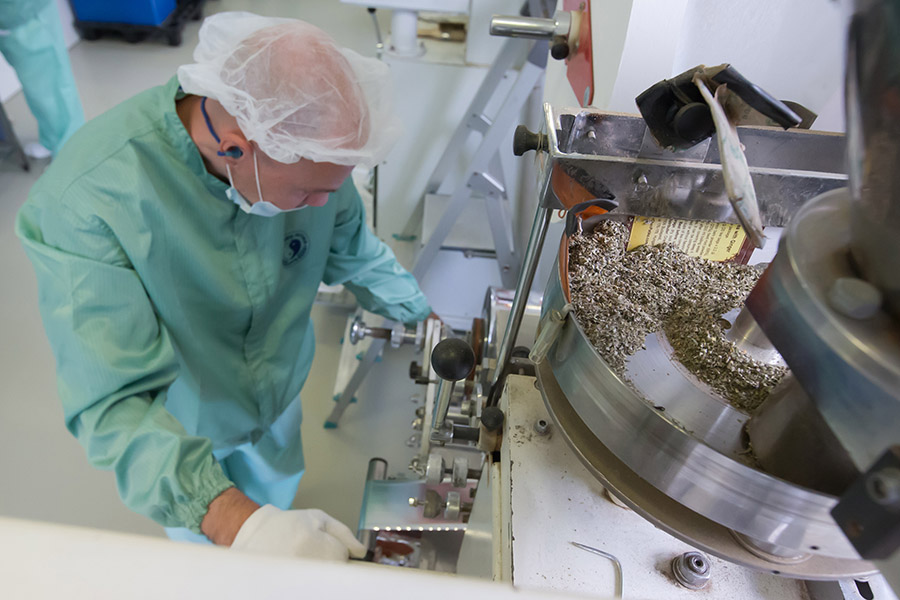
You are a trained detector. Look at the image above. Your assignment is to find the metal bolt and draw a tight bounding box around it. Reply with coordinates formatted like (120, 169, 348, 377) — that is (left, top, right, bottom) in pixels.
(672, 551, 711, 590)
(867, 468, 900, 506)
(634, 172, 651, 193)
(534, 418, 551, 436)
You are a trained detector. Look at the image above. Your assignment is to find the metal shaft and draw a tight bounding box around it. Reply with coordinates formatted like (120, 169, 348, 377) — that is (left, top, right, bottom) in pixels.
(367, 8, 384, 57)
(431, 379, 456, 435)
(364, 326, 391, 340)
(490, 15, 558, 40)
(488, 205, 552, 406)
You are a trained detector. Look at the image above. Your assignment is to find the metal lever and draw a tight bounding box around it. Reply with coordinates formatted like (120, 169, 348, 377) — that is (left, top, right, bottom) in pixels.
(429, 338, 475, 440)
(490, 11, 574, 59)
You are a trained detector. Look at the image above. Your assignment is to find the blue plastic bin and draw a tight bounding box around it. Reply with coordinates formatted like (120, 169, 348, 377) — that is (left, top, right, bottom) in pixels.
(71, 0, 177, 26)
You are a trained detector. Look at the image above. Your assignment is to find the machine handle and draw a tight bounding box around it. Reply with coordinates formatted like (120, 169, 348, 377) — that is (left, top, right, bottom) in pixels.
(430, 338, 475, 382)
(636, 64, 802, 151)
(430, 339, 475, 438)
(513, 125, 547, 156)
(710, 65, 801, 130)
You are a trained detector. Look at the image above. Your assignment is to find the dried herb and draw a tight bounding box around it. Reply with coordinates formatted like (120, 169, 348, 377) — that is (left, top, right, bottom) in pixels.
(568, 221, 786, 412)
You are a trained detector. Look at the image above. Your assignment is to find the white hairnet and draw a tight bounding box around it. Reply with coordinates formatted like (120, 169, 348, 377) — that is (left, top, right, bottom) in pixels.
(177, 12, 401, 167)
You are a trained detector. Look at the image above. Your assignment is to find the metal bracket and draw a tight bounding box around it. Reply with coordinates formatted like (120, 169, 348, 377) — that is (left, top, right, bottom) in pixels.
(832, 445, 900, 560)
(529, 303, 572, 364)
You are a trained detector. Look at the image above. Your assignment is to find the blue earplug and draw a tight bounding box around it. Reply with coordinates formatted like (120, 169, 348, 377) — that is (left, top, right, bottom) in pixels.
(217, 147, 243, 159)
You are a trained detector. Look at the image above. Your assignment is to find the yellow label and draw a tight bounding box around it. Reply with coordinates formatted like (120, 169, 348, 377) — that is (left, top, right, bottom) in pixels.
(627, 217, 747, 262)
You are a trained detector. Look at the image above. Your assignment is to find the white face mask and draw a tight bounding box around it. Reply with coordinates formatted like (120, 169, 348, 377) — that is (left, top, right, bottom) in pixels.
(226, 150, 307, 217)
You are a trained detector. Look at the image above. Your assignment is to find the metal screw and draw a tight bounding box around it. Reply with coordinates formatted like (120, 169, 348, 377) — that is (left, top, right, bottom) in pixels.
(634, 172, 650, 193)
(672, 551, 711, 590)
(534, 418, 551, 436)
(867, 468, 900, 506)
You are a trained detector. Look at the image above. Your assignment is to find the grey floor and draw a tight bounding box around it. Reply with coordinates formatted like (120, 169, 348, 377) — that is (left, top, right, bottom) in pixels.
(0, 0, 420, 538)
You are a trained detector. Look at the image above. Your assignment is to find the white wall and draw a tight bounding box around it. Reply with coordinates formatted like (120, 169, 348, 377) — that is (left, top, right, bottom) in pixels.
(544, 0, 851, 132)
(0, 0, 79, 102)
(671, 0, 850, 131)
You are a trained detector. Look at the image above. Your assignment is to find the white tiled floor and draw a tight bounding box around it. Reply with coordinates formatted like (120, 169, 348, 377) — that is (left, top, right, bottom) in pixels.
(0, 0, 420, 538)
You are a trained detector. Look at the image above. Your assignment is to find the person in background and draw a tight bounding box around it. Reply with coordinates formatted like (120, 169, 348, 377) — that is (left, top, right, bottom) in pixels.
(0, 0, 84, 157)
(17, 12, 432, 560)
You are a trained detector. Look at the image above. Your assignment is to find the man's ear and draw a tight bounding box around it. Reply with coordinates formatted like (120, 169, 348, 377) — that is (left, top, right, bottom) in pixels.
(218, 133, 251, 164)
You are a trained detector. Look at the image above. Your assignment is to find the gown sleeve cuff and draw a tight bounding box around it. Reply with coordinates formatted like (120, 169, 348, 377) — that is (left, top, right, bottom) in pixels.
(173, 456, 235, 535)
(397, 294, 432, 326)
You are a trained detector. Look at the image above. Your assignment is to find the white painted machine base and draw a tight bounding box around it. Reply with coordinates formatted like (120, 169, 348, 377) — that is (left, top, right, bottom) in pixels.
(474, 375, 830, 599)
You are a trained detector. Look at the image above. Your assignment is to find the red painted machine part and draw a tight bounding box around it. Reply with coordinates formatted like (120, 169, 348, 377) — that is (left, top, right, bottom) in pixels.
(563, 0, 593, 106)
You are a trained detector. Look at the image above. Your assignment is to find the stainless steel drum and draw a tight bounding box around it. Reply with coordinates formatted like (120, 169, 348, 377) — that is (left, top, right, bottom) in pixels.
(535, 230, 876, 579)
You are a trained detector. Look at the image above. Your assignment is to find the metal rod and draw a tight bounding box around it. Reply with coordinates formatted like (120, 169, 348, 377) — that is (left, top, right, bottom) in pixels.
(367, 8, 384, 58)
(570, 541, 624, 598)
(431, 379, 456, 435)
(487, 205, 552, 406)
(490, 16, 557, 40)
(325, 335, 388, 427)
(365, 327, 391, 340)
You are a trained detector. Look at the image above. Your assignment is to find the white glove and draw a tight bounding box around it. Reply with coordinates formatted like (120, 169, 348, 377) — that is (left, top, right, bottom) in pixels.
(231, 505, 367, 561)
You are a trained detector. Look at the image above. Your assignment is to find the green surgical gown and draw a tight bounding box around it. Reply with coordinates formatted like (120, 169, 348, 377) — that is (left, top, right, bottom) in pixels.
(0, 0, 85, 154)
(16, 76, 430, 533)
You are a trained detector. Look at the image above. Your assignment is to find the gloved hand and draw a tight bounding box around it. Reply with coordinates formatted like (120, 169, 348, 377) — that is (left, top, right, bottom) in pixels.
(230, 505, 367, 561)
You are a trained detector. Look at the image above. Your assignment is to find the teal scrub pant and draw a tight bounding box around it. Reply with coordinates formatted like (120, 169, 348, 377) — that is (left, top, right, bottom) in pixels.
(165, 398, 306, 544)
(0, 1, 84, 154)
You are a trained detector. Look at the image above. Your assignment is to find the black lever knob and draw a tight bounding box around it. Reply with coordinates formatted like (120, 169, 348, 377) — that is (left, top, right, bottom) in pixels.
(513, 124, 547, 156)
(431, 338, 475, 382)
(481, 406, 505, 433)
